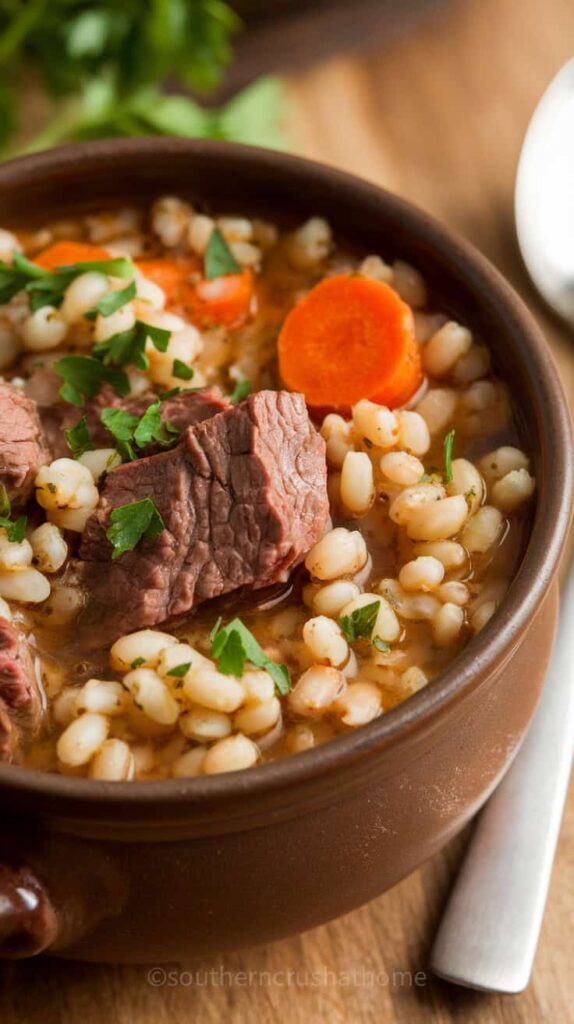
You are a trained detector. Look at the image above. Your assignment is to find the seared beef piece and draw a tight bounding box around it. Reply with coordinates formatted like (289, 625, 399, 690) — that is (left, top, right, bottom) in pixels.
(25, 368, 228, 459)
(0, 617, 41, 763)
(78, 390, 328, 643)
(0, 381, 49, 505)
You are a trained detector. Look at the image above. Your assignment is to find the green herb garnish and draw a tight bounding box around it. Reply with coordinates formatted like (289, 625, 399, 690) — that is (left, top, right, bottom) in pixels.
(130, 657, 146, 670)
(229, 379, 252, 403)
(204, 228, 240, 280)
(54, 355, 130, 407)
(0, 484, 10, 518)
(85, 280, 137, 320)
(373, 637, 390, 653)
(106, 498, 165, 560)
(100, 399, 179, 461)
(166, 662, 192, 679)
(443, 429, 456, 484)
(0, 486, 26, 543)
(0, 253, 134, 312)
(340, 601, 381, 644)
(93, 320, 170, 372)
(172, 359, 195, 381)
(65, 415, 94, 459)
(210, 617, 291, 695)
(100, 407, 140, 462)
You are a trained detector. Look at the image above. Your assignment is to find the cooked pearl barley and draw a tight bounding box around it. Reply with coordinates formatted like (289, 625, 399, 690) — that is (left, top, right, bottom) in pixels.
(399, 556, 444, 592)
(415, 387, 458, 435)
(146, 325, 202, 387)
(396, 410, 430, 456)
(377, 579, 440, 622)
(134, 274, 165, 310)
(461, 505, 503, 553)
(406, 494, 468, 541)
(400, 667, 428, 696)
(446, 458, 485, 514)
(157, 642, 213, 680)
(340, 452, 375, 515)
(358, 254, 394, 283)
(288, 217, 331, 269)
(179, 708, 232, 741)
(307, 529, 368, 582)
(303, 616, 349, 667)
(203, 734, 259, 775)
(234, 696, 281, 736)
(491, 469, 536, 512)
(0, 567, 50, 603)
(288, 666, 344, 717)
(229, 241, 261, 267)
(311, 580, 360, 618)
(94, 302, 135, 343)
(335, 681, 382, 727)
(43, 583, 84, 624)
(183, 668, 244, 713)
(240, 670, 275, 705)
(320, 414, 355, 468)
(172, 746, 207, 778)
(110, 629, 178, 672)
(30, 523, 67, 573)
(53, 686, 79, 726)
(389, 483, 445, 525)
(90, 739, 134, 781)
(380, 451, 424, 486)
(0, 228, 21, 254)
(0, 534, 32, 570)
(286, 723, 315, 753)
(423, 322, 472, 377)
(22, 306, 67, 352)
(61, 272, 109, 324)
(47, 507, 93, 533)
(76, 679, 126, 716)
(478, 446, 529, 484)
(123, 668, 180, 725)
(35, 458, 98, 511)
(352, 400, 398, 449)
(57, 712, 109, 767)
(453, 345, 490, 383)
(188, 213, 216, 254)
(340, 591, 401, 642)
(432, 603, 464, 645)
(412, 540, 467, 570)
(151, 196, 193, 247)
(79, 448, 122, 483)
(392, 260, 427, 308)
(471, 600, 497, 633)
(0, 596, 11, 619)
(438, 581, 469, 605)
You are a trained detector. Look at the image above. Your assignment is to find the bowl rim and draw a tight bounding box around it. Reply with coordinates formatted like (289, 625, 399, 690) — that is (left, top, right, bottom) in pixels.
(0, 137, 571, 818)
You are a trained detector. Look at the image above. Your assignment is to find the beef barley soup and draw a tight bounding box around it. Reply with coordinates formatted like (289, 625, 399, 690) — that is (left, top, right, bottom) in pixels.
(0, 200, 535, 780)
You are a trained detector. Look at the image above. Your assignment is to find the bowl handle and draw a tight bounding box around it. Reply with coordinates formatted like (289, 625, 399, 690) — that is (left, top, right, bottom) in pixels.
(0, 863, 59, 958)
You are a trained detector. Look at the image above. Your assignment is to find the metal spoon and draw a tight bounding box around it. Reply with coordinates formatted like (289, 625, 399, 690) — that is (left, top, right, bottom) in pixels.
(429, 62, 574, 993)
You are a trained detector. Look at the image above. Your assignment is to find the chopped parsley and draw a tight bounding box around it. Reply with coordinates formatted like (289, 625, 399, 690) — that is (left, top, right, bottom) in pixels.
(229, 379, 252, 403)
(54, 354, 129, 407)
(0, 486, 27, 543)
(166, 662, 192, 678)
(172, 359, 195, 381)
(443, 429, 456, 484)
(106, 498, 165, 560)
(204, 228, 240, 280)
(93, 320, 170, 372)
(0, 253, 134, 311)
(100, 399, 179, 461)
(130, 657, 146, 669)
(100, 407, 140, 461)
(210, 616, 291, 695)
(340, 600, 381, 645)
(65, 416, 94, 459)
(84, 280, 137, 320)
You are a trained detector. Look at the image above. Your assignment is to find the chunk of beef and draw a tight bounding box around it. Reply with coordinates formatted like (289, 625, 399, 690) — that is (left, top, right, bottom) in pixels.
(0, 617, 41, 763)
(78, 390, 328, 644)
(0, 382, 49, 505)
(25, 368, 228, 459)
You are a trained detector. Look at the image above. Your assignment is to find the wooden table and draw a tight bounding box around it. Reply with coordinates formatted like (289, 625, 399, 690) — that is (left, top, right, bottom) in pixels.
(2, 0, 573, 1020)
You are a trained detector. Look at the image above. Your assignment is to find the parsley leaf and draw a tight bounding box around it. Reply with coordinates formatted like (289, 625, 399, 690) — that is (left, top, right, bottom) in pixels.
(54, 355, 130, 406)
(210, 617, 291, 695)
(106, 498, 165, 560)
(0, 484, 10, 518)
(443, 429, 456, 484)
(0, 485, 26, 543)
(229, 379, 252, 403)
(130, 657, 146, 669)
(166, 662, 192, 678)
(100, 400, 179, 460)
(85, 279, 137, 320)
(133, 401, 179, 448)
(100, 407, 139, 461)
(340, 601, 381, 644)
(0, 253, 135, 312)
(93, 320, 170, 371)
(172, 359, 195, 381)
(65, 416, 93, 459)
(204, 228, 240, 280)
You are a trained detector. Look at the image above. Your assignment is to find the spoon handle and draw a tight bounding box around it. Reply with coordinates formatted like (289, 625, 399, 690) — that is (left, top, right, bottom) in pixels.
(430, 561, 574, 993)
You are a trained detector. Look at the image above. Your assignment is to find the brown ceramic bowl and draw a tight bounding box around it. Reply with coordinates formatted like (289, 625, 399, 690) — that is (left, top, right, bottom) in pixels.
(0, 139, 571, 963)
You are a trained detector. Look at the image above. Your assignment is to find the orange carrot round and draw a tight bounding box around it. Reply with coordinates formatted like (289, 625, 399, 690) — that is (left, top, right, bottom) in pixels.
(277, 274, 422, 412)
(35, 240, 111, 269)
(137, 257, 255, 329)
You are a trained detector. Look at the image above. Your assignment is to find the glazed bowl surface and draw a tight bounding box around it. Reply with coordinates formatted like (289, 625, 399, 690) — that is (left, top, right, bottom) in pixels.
(0, 139, 571, 961)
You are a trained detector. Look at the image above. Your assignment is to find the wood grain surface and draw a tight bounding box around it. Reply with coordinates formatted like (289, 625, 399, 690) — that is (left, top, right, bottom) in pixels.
(2, 0, 573, 1020)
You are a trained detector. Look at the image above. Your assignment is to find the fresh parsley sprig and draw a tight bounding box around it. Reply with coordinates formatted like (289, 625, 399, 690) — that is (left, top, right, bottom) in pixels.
(340, 600, 389, 652)
(204, 228, 241, 280)
(54, 355, 130, 407)
(106, 497, 165, 560)
(229, 379, 252, 403)
(210, 616, 291, 695)
(0, 252, 133, 311)
(65, 416, 94, 459)
(443, 429, 456, 484)
(100, 399, 180, 461)
(0, 484, 27, 543)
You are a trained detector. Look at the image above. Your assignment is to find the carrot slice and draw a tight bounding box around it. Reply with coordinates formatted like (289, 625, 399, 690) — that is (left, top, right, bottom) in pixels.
(277, 274, 422, 413)
(137, 257, 255, 329)
(35, 241, 111, 269)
